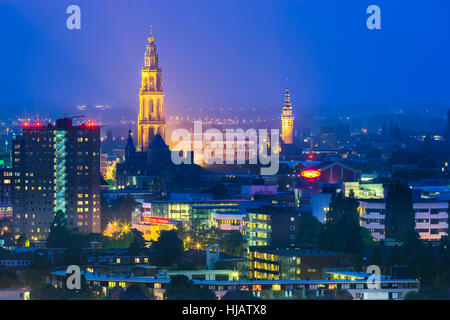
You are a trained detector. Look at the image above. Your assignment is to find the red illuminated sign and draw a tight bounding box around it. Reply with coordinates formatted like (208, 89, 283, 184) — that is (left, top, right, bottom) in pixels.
(141, 216, 170, 225)
(301, 169, 321, 179)
(85, 120, 97, 128)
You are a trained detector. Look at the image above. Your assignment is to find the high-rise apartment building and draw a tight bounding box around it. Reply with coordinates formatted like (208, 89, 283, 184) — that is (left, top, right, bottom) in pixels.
(12, 118, 101, 242)
(0, 167, 13, 221)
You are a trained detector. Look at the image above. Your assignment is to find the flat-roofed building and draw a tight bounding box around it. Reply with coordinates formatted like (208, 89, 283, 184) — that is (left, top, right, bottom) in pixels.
(358, 200, 448, 241)
(344, 182, 384, 199)
(243, 205, 299, 248)
(50, 270, 420, 300)
(210, 211, 245, 231)
(249, 246, 353, 280)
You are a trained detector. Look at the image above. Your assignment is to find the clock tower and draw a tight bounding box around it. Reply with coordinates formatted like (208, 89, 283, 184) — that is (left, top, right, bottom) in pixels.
(138, 26, 166, 151)
(281, 87, 294, 144)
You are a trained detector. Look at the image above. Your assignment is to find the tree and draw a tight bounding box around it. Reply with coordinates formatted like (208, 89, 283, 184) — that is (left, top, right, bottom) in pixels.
(152, 230, 184, 267)
(24, 256, 51, 289)
(109, 195, 137, 225)
(31, 275, 94, 300)
(384, 181, 417, 241)
(361, 227, 376, 246)
(16, 234, 28, 247)
(100, 193, 112, 232)
(368, 246, 383, 266)
(0, 269, 18, 288)
(298, 214, 322, 244)
(46, 210, 90, 265)
(128, 229, 146, 255)
(180, 222, 224, 250)
(165, 275, 216, 300)
(319, 192, 364, 257)
(101, 231, 134, 250)
(220, 231, 245, 256)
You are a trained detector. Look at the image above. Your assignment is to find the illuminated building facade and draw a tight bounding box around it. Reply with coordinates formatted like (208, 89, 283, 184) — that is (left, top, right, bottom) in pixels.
(132, 203, 177, 241)
(138, 27, 166, 151)
(249, 247, 353, 280)
(210, 211, 246, 231)
(358, 200, 449, 241)
(343, 182, 384, 199)
(12, 118, 101, 241)
(144, 199, 243, 223)
(243, 205, 299, 248)
(281, 87, 294, 144)
(0, 168, 13, 221)
(51, 269, 420, 300)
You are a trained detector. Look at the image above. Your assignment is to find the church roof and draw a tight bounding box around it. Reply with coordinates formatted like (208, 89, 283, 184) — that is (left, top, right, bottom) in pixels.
(148, 133, 169, 150)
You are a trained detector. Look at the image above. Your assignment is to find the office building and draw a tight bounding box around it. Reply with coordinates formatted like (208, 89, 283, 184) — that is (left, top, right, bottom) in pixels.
(243, 205, 299, 248)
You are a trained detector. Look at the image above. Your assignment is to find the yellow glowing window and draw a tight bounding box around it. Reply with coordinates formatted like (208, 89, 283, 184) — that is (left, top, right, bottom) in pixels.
(272, 284, 281, 291)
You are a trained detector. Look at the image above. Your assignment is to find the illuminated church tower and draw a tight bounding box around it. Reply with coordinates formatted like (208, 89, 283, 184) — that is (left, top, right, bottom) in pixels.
(281, 87, 294, 144)
(138, 27, 166, 151)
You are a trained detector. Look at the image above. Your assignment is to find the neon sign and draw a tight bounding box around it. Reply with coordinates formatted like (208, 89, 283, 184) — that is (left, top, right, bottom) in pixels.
(141, 216, 170, 225)
(301, 169, 321, 179)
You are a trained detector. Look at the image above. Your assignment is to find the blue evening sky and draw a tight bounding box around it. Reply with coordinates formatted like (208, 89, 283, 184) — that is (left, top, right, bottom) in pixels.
(0, 0, 449, 119)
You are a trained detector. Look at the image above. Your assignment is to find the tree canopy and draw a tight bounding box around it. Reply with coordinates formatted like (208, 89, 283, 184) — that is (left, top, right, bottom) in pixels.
(298, 214, 322, 244)
(152, 230, 184, 267)
(46, 210, 90, 265)
(384, 181, 417, 241)
(319, 192, 364, 258)
(165, 275, 216, 300)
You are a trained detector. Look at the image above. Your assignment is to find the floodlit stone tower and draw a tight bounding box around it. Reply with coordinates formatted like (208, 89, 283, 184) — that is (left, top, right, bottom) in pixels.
(281, 87, 294, 144)
(138, 26, 166, 151)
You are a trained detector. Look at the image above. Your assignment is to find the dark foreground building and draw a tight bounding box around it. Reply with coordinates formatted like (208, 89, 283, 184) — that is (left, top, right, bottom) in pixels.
(249, 246, 353, 280)
(12, 117, 101, 242)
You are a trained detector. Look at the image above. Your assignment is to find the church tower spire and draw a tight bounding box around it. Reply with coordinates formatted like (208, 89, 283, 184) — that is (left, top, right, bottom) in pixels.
(281, 83, 294, 144)
(138, 26, 166, 151)
(125, 129, 136, 159)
